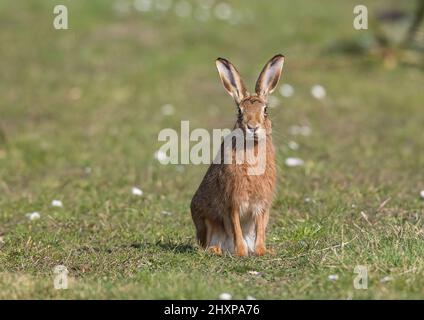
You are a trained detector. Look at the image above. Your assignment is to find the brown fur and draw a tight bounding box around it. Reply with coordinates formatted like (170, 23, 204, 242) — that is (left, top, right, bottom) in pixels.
(191, 54, 285, 256)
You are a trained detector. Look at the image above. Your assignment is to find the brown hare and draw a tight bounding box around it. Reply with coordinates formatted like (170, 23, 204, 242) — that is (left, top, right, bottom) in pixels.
(191, 54, 285, 256)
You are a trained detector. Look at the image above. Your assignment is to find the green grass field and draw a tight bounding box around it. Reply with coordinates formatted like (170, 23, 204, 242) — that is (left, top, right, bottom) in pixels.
(0, 0, 423, 299)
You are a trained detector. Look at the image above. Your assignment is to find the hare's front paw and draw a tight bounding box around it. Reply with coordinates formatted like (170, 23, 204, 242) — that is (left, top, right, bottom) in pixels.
(255, 246, 276, 256)
(235, 243, 248, 257)
(255, 245, 266, 256)
(207, 246, 222, 255)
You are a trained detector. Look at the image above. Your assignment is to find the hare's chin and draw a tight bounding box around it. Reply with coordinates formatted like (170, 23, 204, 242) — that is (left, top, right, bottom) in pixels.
(245, 131, 258, 141)
(246, 134, 265, 143)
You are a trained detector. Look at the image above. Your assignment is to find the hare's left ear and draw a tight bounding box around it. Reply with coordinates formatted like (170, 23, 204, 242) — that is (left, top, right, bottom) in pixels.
(255, 54, 285, 100)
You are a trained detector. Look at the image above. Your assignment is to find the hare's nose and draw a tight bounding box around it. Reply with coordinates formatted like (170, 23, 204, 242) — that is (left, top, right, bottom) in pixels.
(247, 124, 259, 132)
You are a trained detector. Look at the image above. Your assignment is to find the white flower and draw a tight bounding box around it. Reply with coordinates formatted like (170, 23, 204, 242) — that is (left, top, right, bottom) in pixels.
(84, 166, 92, 174)
(311, 85, 326, 99)
(134, 0, 151, 12)
(132, 187, 143, 196)
(285, 157, 304, 167)
(214, 2, 232, 20)
(279, 84, 294, 97)
(248, 271, 260, 276)
(288, 141, 299, 150)
(246, 295, 256, 300)
(161, 104, 175, 116)
(420, 190, 424, 199)
(26, 212, 41, 221)
(161, 210, 173, 215)
(175, 0, 192, 17)
(288, 126, 301, 135)
(380, 276, 392, 283)
(328, 274, 338, 281)
(51, 200, 63, 208)
(288, 125, 311, 136)
(219, 292, 232, 300)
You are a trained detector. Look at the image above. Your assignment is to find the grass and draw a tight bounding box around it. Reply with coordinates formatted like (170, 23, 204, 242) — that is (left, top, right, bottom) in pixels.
(0, 0, 423, 299)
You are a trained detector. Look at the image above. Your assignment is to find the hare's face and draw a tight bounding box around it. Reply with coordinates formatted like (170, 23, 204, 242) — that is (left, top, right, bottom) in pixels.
(237, 96, 271, 138)
(215, 54, 284, 140)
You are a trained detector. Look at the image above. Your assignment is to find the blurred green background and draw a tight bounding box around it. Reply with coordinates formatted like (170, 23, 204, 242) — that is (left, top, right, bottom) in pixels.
(0, 0, 423, 299)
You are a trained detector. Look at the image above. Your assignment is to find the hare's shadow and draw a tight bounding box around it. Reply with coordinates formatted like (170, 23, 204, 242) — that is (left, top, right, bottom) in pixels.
(129, 241, 196, 254)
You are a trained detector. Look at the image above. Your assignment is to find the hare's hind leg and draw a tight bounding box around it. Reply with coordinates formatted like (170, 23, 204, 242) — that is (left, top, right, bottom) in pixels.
(205, 219, 222, 255)
(191, 210, 207, 248)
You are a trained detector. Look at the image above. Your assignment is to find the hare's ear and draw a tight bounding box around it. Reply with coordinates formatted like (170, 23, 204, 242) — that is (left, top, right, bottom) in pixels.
(216, 58, 248, 105)
(255, 54, 285, 100)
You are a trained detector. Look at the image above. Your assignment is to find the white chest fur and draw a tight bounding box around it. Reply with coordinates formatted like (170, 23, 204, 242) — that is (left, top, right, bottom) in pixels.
(239, 200, 267, 253)
(239, 200, 266, 219)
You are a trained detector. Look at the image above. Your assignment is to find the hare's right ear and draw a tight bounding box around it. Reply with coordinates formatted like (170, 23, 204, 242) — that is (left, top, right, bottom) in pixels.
(215, 58, 248, 105)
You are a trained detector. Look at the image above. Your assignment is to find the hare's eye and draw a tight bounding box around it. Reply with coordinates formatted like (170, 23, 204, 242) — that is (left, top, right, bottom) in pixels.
(237, 107, 242, 116)
(264, 106, 268, 116)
